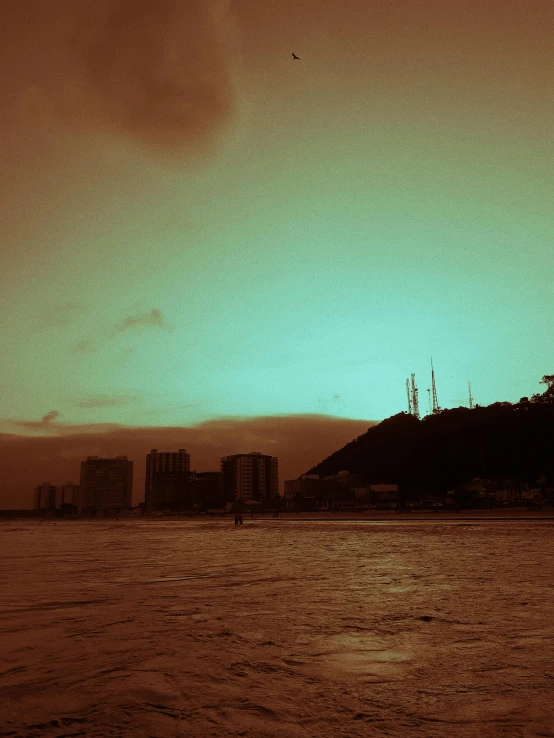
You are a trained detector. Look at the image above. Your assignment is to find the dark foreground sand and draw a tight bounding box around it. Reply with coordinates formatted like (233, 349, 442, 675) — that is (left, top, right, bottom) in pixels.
(2, 518, 553, 737)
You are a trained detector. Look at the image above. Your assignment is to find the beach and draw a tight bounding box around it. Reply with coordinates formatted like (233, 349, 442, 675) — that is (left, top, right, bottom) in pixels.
(1, 518, 553, 737)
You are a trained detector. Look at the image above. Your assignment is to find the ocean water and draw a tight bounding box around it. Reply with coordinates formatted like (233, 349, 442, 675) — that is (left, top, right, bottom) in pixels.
(1, 519, 553, 737)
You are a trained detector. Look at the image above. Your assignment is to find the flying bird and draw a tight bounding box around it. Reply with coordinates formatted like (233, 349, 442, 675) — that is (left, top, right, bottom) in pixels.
(292, 53, 300, 60)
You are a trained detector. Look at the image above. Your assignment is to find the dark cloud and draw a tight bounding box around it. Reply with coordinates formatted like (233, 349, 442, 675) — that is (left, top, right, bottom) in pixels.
(11, 410, 61, 433)
(0, 415, 374, 509)
(1, 0, 237, 155)
(76, 396, 137, 409)
(41, 410, 60, 424)
(41, 303, 87, 328)
(116, 308, 166, 332)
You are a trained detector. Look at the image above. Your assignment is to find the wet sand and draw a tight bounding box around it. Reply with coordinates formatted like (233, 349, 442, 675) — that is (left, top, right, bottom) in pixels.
(229, 508, 554, 522)
(1, 519, 553, 737)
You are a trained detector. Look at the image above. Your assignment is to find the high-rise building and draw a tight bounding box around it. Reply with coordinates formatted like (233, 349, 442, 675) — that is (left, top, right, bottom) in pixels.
(193, 471, 225, 510)
(80, 456, 133, 513)
(33, 482, 57, 510)
(221, 452, 278, 505)
(145, 449, 191, 511)
(58, 481, 80, 509)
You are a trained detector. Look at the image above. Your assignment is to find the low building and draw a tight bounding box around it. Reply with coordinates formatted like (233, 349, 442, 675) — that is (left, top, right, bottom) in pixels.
(284, 476, 341, 511)
(369, 484, 398, 509)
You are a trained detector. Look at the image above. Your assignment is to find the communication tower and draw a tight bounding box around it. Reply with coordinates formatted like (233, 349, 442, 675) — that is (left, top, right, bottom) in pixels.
(406, 378, 413, 414)
(411, 373, 420, 420)
(468, 380, 474, 409)
(427, 388, 432, 415)
(431, 358, 440, 414)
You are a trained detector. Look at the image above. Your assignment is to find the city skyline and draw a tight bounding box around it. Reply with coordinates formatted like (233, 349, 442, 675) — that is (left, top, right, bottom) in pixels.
(0, 414, 370, 509)
(30, 448, 279, 513)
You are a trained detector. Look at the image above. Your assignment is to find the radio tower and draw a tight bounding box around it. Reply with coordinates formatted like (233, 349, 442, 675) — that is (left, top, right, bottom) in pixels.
(427, 388, 432, 415)
(411, 373, 420, 419)
(431, 358, 440, 414)
(468, 380, 474, 409)
(406, 378, 413, 414)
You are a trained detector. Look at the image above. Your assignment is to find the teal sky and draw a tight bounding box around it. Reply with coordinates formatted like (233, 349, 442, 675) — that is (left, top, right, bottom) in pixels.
(0, 0, 552, 434)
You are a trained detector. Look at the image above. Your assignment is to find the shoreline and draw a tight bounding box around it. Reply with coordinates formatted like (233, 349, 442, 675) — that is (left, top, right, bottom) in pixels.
(2, 509, 553, 523)
(163, 509, 553, 522)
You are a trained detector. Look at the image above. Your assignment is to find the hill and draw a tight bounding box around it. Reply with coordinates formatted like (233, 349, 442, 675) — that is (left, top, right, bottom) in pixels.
(306, 394, 554, 495)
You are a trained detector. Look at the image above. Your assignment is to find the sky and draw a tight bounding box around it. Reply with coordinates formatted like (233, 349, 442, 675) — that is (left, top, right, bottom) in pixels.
(0, 1, 552, 506)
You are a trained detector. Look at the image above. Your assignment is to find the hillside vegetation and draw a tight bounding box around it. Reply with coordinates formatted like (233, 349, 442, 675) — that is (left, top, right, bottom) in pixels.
(306, 376, 554, 493)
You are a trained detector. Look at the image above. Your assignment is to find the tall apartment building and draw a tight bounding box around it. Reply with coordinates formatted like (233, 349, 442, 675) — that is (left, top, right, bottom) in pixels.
(221, 452, 278, 505)
(145, 449, 191, 511)
(34, 482, 57, 510)
(80, 456, 133, 512)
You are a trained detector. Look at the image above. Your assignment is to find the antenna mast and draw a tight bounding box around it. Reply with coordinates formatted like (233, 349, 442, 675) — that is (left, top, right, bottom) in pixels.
(431, 358, 440, 414)
(427, 388, 432, 415)
(406, 378, 413, 414)
(468, 380, 474, 409)
(411, 373, 420, 420)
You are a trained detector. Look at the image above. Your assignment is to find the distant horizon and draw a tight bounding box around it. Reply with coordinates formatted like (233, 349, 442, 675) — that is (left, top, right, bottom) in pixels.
(1, 371, 550, 511)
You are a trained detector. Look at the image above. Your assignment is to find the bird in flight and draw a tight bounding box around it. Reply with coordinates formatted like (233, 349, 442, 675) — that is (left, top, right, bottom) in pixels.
(292, 53, 300, 60)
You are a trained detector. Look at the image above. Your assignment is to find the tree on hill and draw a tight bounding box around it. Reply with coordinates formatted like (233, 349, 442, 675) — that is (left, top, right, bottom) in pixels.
(531, 375, 554, 404)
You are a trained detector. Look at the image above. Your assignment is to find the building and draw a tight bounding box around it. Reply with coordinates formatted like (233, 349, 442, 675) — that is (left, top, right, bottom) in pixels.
(193, 471, 225, 510)
(284, 476, 344, 511)
(33, 481, 80, 511)
(58, 481, 80, 509)
(221, 452, 278, 507)
(145, 449, 191, 511)
(34, 482, 57, 511)
(149, 471, 196, 511)
(80, 456, 133, 513)
(369, 484, 398, 509)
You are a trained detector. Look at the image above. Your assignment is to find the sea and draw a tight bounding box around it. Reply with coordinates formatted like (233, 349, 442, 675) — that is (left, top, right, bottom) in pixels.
(1, 519, 553, 737)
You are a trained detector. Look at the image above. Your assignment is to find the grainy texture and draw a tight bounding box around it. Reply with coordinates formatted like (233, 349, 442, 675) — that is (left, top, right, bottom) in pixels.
(1, 520, 553, 737)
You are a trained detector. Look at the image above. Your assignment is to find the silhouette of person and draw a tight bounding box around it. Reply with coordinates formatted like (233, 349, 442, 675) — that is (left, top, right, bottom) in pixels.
(234, 514, 239, 525)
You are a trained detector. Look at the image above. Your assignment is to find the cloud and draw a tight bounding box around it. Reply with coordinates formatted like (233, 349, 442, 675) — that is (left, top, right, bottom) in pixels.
(10, 410, 61, 434)
(41, 410, 60, 424)
(2, 0, 238, 156)
(0, 414, 374, 509)
(72, 309, 165, 356)
(116, 308, 167, 332)
(41, 303, 87, 328)
(76, 396, 137, 409)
